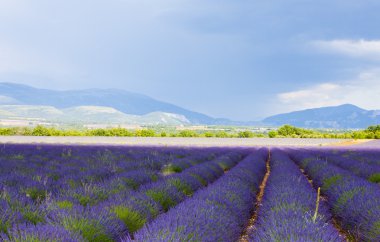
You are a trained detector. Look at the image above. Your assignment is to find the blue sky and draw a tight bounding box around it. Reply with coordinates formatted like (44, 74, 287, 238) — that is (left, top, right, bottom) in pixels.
(0, 0, 379, 120)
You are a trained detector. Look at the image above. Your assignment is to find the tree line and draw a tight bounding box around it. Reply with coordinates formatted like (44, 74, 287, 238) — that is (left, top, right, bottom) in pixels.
(0, 124, 379, 139)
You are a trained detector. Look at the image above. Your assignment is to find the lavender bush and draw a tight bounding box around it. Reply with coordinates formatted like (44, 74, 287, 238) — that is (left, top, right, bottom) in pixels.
(249, 149, 343, 241)
(290, 150, 380, 241)
(133, 148, 268, 241)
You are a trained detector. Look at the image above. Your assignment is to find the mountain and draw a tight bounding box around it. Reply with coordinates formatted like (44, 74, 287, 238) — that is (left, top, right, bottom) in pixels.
(2, 83, 379, 129)
(0, 104, 191, 126)
(0, 82, 222, 125)
(263, 104, 380, 129)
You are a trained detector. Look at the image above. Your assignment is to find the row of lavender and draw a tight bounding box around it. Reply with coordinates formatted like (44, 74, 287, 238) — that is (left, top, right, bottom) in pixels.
(298, 147, 380, 183)
(2, 143, 379, 241)
(289, 148, 380, 241)
(249, 149, 343, 241)
(132, 148, 268, 241)
(0, 144, 250, 241)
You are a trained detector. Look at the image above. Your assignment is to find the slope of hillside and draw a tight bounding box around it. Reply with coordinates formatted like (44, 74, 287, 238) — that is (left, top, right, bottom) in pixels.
(263, 104, 380, 129)
(0, 105, 192, 125)
(0, 82, 217, 124)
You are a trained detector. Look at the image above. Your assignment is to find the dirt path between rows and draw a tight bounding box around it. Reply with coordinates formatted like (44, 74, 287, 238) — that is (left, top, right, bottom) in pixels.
(298, 164, 350, 241)
(239, 149, 271, 241)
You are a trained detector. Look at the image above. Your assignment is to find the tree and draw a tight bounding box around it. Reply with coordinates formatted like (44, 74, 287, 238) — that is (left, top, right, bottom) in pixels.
(238, 131, 254, 138)
(277, 125, 298, 136)
(32, 125, 52, 136)
(268, 130, 277, 138)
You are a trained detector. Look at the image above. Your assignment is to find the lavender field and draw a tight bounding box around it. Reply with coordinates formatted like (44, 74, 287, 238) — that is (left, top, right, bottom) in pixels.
(0, 142, 379, 241)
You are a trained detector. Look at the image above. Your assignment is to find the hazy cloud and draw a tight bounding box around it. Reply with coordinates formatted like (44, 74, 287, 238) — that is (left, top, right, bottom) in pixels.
(277, 68, 380, 111)
(312, 39, 380, 60)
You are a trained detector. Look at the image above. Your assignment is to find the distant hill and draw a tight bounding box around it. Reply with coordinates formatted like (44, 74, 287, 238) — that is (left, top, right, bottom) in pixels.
(0, 82, 227, 125)
(0, 105, 191, 126)
(263, 104, 380, 129)
(1, 82, 379, 129)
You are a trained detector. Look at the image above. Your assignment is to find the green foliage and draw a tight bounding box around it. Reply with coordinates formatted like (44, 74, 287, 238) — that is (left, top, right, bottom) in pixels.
(24, 187, 46, 202)
(161, 164, 183, 175)
(32, 125, 55, 136)
(168, 178, 193, 196)
(369, 173, 380, 183)
(86, 129, 108, 136)
(73, 188, 108, 207)
(190, 174, 207, 186)
(111, 206, 146, 233)
(215, 131, 229, 138)
(22, 209, 45, 225)
(217, 160, 233, 171)
(10, 235, 46, 242)
(370, 221, 380, 240)
(122, 178, 139, 190)
(366, 125, 380, 133)
(1, 124, 380, 139)
(238, 131, 254, 138)
(268, 130, 278, 138)
(0, 217, 11, 235)
(276, 125, 315, 137)
(335, 187, 365, 213)
(74, 194, 92, 207)
(177, 130, 198, 137)
(0, 128, 15, 135)
(322, 175, 342, 191)
(145, 190, 175, 212)
(203, 132, 214, 137)
(84, 127, 135, 136)
(135, 129, 155, 137)
(56, 200, 74, 210)
(61, 217, 112, 242)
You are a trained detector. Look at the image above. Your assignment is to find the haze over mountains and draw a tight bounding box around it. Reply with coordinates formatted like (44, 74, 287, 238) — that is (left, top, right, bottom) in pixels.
(0, 82, 379, 129)
(264, 104, 380, 129)
(0, 82, 231, 126)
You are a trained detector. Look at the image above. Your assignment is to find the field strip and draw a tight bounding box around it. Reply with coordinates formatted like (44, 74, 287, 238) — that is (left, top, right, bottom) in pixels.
(329, 139, 373, 146)
(0, 136, 348, 147)
(298, 167, 349, 241)
(239, 149, 271, 241)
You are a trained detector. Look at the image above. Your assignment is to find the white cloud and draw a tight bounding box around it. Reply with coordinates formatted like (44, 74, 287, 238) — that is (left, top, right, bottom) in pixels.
(312, 39, 380, 60)
(277, 68, 380, 111)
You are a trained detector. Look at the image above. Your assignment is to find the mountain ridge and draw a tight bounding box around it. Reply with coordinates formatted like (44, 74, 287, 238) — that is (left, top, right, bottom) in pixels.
(0, 104, 191, 126)
(0, 82, 223, 125)
(263, 104, 380, 129)
(1, 82, 380, 128)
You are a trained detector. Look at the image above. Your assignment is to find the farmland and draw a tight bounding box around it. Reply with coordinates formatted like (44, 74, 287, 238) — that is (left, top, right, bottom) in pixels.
(0, 141, 379, 241)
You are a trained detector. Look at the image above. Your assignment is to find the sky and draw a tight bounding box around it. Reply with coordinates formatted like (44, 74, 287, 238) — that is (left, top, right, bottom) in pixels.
(0, 0, 380, 121)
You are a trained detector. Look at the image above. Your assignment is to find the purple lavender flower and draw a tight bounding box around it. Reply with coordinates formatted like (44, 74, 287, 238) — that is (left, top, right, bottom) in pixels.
(249, 149, 343, 241)
(290, 148, 380, 241)
(133, 149, 267, 241)
(3, 224, 83, 242)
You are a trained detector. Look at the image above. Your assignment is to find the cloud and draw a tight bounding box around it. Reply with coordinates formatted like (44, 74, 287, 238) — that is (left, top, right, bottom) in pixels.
(312, 39, 380, 60)
(277, 68, 380, 111)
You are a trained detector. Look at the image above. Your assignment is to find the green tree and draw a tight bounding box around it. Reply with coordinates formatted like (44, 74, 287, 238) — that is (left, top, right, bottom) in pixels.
(268, 130, 277, 138)
(203, 132, 214, 138)
(32, 125, 52, 136)
(277, 125, 299, 136)
(136, 129, 155, 137)
(215, 131, 229, 138)
(178, 130, 198, 137)
(238, 131, 254, 138)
